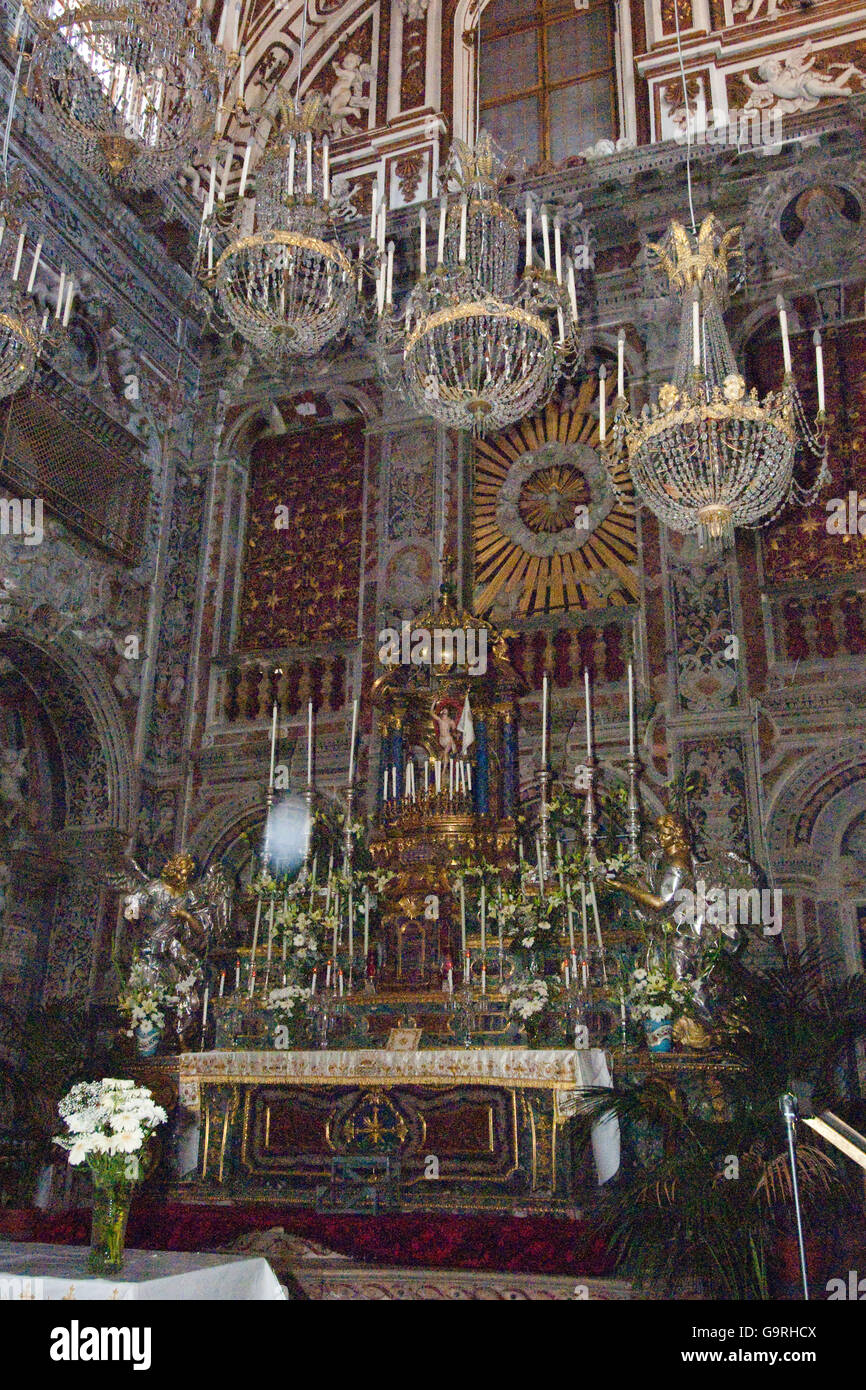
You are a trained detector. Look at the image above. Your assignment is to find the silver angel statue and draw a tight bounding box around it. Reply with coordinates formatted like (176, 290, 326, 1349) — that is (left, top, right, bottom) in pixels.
(599, 812, 774, 1014)
(110, 852, 233, 1045)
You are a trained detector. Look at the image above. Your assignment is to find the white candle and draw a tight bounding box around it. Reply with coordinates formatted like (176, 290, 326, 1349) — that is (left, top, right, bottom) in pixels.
(617, 328, 625, 398)
(348, 886, 353, 957)
(55, 266, 65, 320)
(464, 950, 470, 984)
(63, 278, 75, 327)
(386, 241, 394, 305)
(201, 985, 209, 1033)
(383, 768, 389, 802)
(449, 759, 454, 800)
(536, 837, 544, 897)
(424, 761, 429, 793)
(480, 881, 486, 953)
(566, 260, 578, 322)
(391, 765, 397, 799)
(235, 957, 240, 990)
(206, 159, 217, 215)
(306, 700, 313, 786)
(238, 140, 253, 198)
(348, 698, 358, 784)
(266, 897, 275, 967)
(460, 879, 466, 956)
(333, 910, 338, 961)
(378, 200, 387, 253)
(12, 4, 23, 41)
(219, 970, 225, 998)
(599, 366, 607, 442)
(216, 3, 227, 46)
(238, 44, 246, 91)
(566, 882, 575, 950)
(305, 132, 313, 195)
(776, 294, 792, 375)
(419, 206, 427, 276)
(325, 959, 332, 988)
(584, 668, 592, 759)
(322, 135, 330, 203)
(311, 968, 317, 995)
(553, 216, 562, 283)
(481, 963, 487, 996)
(26, 239, 42, 294)
(11, 229, 25, 283)
(628, 662, 635, 758)
(363, 886, 370, 955)
(813, 329, 825, 413)
(563, 963, 570, 991)
(218, 145, 232, 202)
(338, 969, 344, 998)
(466, 762, 472, 791)
(524, 193, 532, 272)
(580, 878, 589, 955)
(692, 292, 701, 369)
(437, 196, 447, 265)
(434, 759, 442, 794)
(458, 195, 467, 263)
(447, 967, 453, 995)
(288, 138, 296, 196)
(540, 206, 551, 271)
(541, 672, 548, 768)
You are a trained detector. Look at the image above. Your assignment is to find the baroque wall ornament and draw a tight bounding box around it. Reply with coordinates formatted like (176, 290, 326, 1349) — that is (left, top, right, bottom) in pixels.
(473, 391, 637, 619)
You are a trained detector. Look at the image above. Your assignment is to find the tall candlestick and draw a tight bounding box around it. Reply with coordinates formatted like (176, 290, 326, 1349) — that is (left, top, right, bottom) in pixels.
(348, 698, 358, 784)
(617, 328, 625, 398)
(437, 196, 447, 265)
(268, 699, 278, 788)
(584, 668, 593, 759)
(628, 661, 635, 758)
(598, 366, 607, 442)
(248, 898, 262, 997)
(541, 672, 548, 768)
(419, 206, 427, 276)
(304, 699, 313, 787)
(776, 294, 792, 374)
(813, 329, 825, 413)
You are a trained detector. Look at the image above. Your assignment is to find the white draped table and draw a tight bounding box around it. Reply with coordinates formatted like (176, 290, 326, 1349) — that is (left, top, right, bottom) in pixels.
(0, 1241, 287, 1300)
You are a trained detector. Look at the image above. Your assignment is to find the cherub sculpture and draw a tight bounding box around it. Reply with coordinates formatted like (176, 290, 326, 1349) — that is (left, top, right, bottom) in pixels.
(110, 853, 233, 1045)
(327, 53, 374, 137)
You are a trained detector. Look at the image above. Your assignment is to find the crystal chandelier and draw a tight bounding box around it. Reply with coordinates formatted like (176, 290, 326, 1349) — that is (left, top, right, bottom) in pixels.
(600, 216, 828, 548)
(374, 133, 581, 436)
(201, 86, 357, 361)
(0, 171, 68, 401)
(23, 0, 227, 190)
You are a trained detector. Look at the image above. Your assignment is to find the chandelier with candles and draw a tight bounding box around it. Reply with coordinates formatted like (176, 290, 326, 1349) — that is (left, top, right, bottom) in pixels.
(201, 89, 357, 361)
(599, 217, 828, 550)
(21, 0, 229, 190)
(374, 134, 581, 436)
(0, 170, 73, 401)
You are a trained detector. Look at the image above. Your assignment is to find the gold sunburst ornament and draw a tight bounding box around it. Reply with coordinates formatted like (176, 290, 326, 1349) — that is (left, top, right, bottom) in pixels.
(599, 216, 828, 549)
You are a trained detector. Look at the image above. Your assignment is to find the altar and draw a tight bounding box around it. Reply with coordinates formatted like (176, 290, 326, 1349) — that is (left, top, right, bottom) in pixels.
(139, 1047, 619, 1212)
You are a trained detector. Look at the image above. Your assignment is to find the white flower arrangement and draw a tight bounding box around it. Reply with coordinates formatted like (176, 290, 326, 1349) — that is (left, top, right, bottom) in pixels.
(625, 966, 696, 1022)
(267, 984, 312, 1019)
(54, 1079, 167, 1178)
(504, 976, 556, 1020)
(116, 955, 174, 1036)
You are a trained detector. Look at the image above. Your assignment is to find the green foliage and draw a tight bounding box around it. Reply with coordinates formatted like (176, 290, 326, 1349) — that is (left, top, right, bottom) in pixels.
(574, 947, 866, 1298)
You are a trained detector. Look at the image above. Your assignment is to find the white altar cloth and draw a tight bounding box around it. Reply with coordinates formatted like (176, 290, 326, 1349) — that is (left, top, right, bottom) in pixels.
(0, 1241, 287, 1300)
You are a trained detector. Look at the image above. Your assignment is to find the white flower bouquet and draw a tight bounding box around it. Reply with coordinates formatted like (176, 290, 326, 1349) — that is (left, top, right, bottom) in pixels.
(267, 984, 312, 1019)
(625, 966, 696, 1022)
(116, 955, 173, 1037)
(54, 1079, 167, 1179)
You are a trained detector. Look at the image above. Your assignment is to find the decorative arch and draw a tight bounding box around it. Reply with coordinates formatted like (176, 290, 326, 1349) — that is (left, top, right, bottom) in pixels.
(0, 627, 135, 835)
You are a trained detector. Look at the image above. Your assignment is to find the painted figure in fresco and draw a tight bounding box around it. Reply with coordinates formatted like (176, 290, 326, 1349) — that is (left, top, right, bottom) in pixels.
(112, 853, 232, 1044)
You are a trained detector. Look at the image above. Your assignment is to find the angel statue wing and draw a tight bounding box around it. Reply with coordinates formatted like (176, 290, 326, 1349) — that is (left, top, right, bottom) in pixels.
(190, 862, 235, 944)
(97, 856, 151, 895)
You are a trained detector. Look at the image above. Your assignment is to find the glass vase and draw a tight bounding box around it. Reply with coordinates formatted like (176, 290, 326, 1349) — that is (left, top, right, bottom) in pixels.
(88, 1174, 136, 1276)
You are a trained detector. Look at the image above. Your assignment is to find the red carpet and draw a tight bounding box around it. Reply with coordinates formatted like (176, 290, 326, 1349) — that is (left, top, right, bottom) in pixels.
(0, 1205, 613, 1277)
